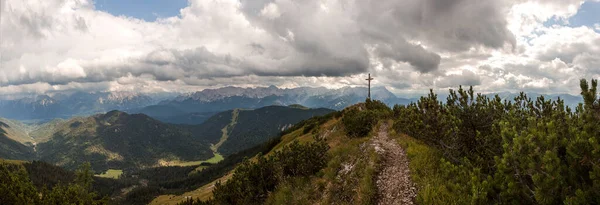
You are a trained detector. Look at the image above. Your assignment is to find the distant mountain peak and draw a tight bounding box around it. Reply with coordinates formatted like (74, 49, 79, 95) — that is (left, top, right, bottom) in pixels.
(104, 110, 127, 116)
(0, 91, 155, 120)
(288, 104, 308, 109)
(175, 85, 289, 102)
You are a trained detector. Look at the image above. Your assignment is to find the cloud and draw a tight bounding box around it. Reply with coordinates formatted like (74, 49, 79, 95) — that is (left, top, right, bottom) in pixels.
(435, 70, 482, 88)
(531, 26, 600, 64)
(358, 0, 516, 51)
(239, 0, 515, 73)
(374, 42, 441, 73)
(0, 0, 598, 96)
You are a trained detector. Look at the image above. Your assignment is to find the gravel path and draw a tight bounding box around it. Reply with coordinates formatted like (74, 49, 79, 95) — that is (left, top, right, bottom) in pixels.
(373, 123, 416, 205)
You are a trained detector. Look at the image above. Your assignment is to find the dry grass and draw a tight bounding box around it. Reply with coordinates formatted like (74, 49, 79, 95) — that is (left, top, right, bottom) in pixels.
(0, 158, 26, 165)
(158, 153, 224, 167)
(149, 173, 233, 205)
(85, 145, 124, 161)
(95, 169, 123, 179)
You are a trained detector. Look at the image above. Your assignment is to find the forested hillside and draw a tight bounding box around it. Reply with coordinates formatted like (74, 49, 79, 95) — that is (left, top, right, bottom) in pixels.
(216, 106, 334, 155)
(36, 110, 215, 172)
(0, 121, 34, 160)
(392, 79, 600, 204)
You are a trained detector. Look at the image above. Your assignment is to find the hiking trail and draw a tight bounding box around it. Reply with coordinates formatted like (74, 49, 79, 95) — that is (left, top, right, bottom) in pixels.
(372, 123, 417, 205)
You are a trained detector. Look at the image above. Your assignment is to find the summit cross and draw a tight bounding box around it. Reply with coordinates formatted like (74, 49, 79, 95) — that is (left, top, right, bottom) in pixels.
(366, 73, 374, 99)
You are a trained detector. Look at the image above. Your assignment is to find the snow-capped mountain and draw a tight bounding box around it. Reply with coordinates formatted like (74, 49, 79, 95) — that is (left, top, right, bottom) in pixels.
(0, 92, 154, 120)
(158, 85, 412, 112)
(0, 95, 65, 120)
(131, 85, 408, 124)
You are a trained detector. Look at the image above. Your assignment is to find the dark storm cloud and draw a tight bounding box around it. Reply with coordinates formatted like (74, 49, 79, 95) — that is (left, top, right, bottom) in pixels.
(374, 41, 441, 73)
(239, 0, 515, 73)
(239, 0, 371, 75)
(354, 0, 516, 51)
(141, 47, 368, 78)
(245, 53, 369, 77)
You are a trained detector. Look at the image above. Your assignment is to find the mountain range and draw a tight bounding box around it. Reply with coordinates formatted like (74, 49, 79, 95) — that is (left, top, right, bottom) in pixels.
(0, 105, 334, 173)
(135, 86, 413, 124)
(0, 92, 155, 120)
(0, 86, 402, 122)
(0, 86, 584, 124)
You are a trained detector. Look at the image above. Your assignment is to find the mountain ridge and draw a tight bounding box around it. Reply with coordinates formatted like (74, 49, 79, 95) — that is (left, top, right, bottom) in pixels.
(0, 105, 335, 173)
(135, 86, 409, 124)
(0, 92, 155, 120)
(1, 86, 584, 122)
(35, 110, 215, 172)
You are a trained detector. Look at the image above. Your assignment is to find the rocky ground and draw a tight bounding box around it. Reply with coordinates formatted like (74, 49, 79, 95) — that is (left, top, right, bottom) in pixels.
(373, 123, 417, 205)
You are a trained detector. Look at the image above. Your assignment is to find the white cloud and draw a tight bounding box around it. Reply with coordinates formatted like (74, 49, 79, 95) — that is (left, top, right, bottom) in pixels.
(435, 69, 482, 88)
(259, 3, 280, 19)
(0, 0, 599, 97)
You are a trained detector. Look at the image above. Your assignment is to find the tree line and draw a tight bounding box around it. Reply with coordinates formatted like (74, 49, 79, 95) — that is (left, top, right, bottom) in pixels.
(0, 162, 107, 205)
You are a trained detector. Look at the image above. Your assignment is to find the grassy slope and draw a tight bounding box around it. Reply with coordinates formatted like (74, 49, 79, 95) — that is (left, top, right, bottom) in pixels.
(210, 109, 239, 153)
(0, 118, 33, 143)
(161, 153, 224, 167)
(0, 117, 68, 161)
(95, 169, 123, 179)
(28, 118, 67, 143)
(389, 128, 470, 204)
(0, 122, 35, 160)
(159, 106, 333, 168)
(217, 106, 335, 155)
(0, 136, 34, 160)
(266, 123, 380, 205)
(150, 173, 234, 205)
(0, 158, 27, 165)
(150, 110, 380, 205)
(0, 117, 68, 144)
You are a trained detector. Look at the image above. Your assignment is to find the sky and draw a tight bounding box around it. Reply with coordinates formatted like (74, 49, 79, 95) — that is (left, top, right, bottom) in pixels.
(1, 0, 599, 98)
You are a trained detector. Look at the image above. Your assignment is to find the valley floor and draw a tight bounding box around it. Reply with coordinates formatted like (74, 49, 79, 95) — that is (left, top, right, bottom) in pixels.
(372, 123, 416, 205)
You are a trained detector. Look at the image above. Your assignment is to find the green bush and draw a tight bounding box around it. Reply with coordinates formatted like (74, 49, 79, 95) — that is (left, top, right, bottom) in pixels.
(342, 108, 376, 138)
(341, 99, 391, 138)
(274, 139, 329, 178)
(183, 138, 329, 205)
(393, 80, 600, 204)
